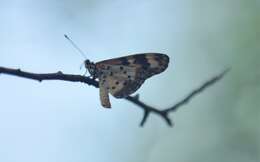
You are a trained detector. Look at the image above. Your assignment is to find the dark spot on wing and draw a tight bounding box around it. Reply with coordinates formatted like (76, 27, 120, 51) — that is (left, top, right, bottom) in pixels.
(143, 63, 150, 70)
(128, 75, 131, 79)
(106, 66, 110, 70)
(120, 66, 124, 70)
(112, 86, 116, 89)
(123, 71, 127, 74)
(133, 55, 150, 70)
(110, 72, 113, 76)
(119, 57, 130, 66)
(115, 81, 119, 85)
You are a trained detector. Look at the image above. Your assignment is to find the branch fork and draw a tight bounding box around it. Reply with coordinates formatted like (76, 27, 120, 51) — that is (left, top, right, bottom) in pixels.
(0, 66, 229, 126)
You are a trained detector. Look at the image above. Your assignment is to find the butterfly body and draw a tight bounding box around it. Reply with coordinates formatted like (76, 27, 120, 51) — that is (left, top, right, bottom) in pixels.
(84, 53, 169, 108)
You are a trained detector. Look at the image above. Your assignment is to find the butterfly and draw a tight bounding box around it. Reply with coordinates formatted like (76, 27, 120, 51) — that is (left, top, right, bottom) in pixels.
(84, 53, 169, 108)
(64, 35, 169, 108)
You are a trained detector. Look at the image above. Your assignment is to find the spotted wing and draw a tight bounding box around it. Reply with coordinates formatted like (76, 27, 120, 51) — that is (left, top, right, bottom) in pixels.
(98, 65, 145, 98)
(96, 53, 169, 79)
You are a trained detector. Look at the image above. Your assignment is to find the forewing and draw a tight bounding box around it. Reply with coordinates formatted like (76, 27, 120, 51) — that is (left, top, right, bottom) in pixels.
(96, 53, 169, 78)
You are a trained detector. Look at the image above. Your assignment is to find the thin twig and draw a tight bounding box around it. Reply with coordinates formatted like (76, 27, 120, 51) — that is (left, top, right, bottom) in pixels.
(126, 68, 230, 126)
(0, 66, 98, 87)
(0, 66, 229, 126)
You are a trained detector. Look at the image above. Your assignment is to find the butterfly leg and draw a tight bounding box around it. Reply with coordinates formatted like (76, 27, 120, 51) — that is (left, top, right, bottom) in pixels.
(99, 82, 111, 108)
(81, 70, 97, 82)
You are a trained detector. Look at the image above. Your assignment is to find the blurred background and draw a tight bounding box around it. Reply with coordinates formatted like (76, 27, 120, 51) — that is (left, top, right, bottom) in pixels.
(0, 0, 259, 162)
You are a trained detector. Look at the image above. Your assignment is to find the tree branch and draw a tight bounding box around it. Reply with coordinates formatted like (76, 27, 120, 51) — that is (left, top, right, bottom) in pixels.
(126, 68, 230, 126)
(0, 66, 98, 87)
(0, 66, 229, 127)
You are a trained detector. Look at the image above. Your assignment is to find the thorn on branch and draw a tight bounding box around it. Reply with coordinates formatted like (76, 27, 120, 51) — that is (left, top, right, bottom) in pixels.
(140, 110, 150, 127)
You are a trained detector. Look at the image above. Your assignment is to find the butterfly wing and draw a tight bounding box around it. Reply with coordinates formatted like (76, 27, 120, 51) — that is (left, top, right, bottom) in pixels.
(97, 53, 169, 79)
(96, 53, 169, 108)
(98, 65, 145, 98)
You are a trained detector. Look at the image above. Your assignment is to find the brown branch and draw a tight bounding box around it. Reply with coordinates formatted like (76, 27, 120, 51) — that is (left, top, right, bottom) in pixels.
(126, 68, 230, 126)
(0, 66, 98, 87)
(0, 66, 229, 127)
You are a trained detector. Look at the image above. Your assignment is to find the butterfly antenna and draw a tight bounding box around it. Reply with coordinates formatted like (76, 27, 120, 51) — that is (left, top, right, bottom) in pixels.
(80, 62, 85, 70)
(64, 34, 87, 59)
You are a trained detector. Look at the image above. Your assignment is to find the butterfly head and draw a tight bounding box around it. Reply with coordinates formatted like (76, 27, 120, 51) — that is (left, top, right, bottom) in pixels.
(84, 59, 96, 77)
